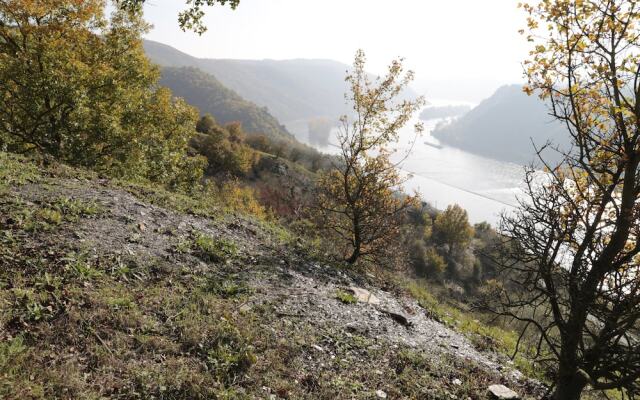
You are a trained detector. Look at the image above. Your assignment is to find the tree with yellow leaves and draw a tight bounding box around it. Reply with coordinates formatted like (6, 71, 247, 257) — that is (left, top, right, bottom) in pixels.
(316, 50, 424, 264)
(490, 1, 640, 398)
(0, 0, 206, 189)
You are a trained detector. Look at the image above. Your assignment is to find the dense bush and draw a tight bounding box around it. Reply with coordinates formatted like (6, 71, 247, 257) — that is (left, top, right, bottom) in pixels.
(432, 205, 474, 256)
(399, 202, 502, 290)
(0, 1, 205, 189)
(190, 115, 256, 177)
(411, 241, 447, 279)
(246, 134, 332, 173)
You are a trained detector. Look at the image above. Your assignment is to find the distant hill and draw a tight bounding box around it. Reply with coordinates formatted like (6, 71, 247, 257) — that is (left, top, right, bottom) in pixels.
(420, 105, 471, 120)
(432, 85, 569, 165)
(144, 40, 351, 123)
(159, 67, 291, 141)
(144, 40, 418, 127)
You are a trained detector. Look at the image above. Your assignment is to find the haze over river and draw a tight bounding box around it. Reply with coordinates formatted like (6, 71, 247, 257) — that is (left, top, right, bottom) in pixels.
(310, 116, 527, 226)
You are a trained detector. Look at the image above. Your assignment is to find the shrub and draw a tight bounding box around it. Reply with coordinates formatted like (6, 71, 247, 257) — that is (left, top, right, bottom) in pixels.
(192, 233, 238, 263)
(335, 290, 358, 304)
(411, 241, 446, 279)
(219, 181, 267, 218)
(191, 115, 256, 178)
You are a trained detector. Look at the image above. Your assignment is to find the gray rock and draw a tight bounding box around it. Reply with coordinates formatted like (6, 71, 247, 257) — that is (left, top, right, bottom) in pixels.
(348, 286, 380, 305)
(381, 310, 412, 327)
(375, 389, 387, 398)
(345, 322, 369, 335)
(487, 384, 519, 399)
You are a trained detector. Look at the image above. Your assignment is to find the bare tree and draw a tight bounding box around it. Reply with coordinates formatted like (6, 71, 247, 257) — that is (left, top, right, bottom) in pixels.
(316, 50, 425, 264)
(488, 1, 640, 399)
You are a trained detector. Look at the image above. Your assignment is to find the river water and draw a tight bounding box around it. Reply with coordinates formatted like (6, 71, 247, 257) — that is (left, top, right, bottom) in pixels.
(311, 116, 526, 226)
(396, 118, 525, 225)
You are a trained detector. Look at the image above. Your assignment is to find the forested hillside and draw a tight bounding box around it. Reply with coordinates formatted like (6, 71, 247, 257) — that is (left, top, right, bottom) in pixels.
(159, 67, 292, 141)
(432, 85, 569, 165)
(144, 39, 418, 125)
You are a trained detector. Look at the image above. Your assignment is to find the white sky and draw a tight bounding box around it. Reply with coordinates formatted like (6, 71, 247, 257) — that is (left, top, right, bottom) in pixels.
(143, 0, 530, 101)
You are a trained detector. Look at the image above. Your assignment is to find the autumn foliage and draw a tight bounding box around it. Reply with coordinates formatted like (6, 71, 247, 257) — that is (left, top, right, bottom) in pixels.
(316, 50, 425, 264)
(0, 0, 206, 189)
(490, 1, 640, 398)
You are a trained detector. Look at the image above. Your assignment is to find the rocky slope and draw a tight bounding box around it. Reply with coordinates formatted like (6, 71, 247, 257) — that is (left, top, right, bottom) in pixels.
(0, 153, 542, 399)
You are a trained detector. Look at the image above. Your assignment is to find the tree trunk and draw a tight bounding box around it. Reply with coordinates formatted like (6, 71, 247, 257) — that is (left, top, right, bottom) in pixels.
(346, 246, 360, 264)
(552, 372, 587, 400)
(346, 217, 361, 264)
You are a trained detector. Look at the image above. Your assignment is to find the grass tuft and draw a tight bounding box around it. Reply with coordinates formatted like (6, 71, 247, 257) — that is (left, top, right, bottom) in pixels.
(335, 290, 358, 304)
(192, 232, 238, 263)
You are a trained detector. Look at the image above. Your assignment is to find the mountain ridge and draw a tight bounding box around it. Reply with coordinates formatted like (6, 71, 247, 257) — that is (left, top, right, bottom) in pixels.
(144, 39, 419, 130)
(144, 39, 352, 123)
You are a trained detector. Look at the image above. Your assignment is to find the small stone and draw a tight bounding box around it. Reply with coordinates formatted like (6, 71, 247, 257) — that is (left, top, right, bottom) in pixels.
(348, 286, 381, 305)
(138, 222, 146, 231)
(376, 389, 387, 398)
(487, 384, 519, 399)
(382, 310, 412, 327)
(239, 304, 252, 313)
(345, 322, 368, 335)
(311, 344, 324, 352)
(452, 378, 462, 386)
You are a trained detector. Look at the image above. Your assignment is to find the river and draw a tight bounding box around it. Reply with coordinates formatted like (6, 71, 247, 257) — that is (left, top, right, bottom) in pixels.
(309, 116, 526, 226)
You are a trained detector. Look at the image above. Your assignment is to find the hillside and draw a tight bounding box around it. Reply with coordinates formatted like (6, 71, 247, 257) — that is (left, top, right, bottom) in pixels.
(420, 104, 471, 120)
(432, 85, 569, 165)
(144, 39, 352, 123)
(0, 152, 541, 399)
(159, 67, 292, 141)
(144, 40, 418, 127)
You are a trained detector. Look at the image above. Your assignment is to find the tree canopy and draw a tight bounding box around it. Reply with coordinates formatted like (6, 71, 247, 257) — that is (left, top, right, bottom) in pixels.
(491, 1, 640, 398)
(433, 205, 474, 254)
(316, 50, 425, 264)
(115, 0, 240, 34)
(0, 0, 206, 189)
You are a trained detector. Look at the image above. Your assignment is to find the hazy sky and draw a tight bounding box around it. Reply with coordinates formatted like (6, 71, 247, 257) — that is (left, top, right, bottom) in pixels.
(143, 0, 530, 101)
